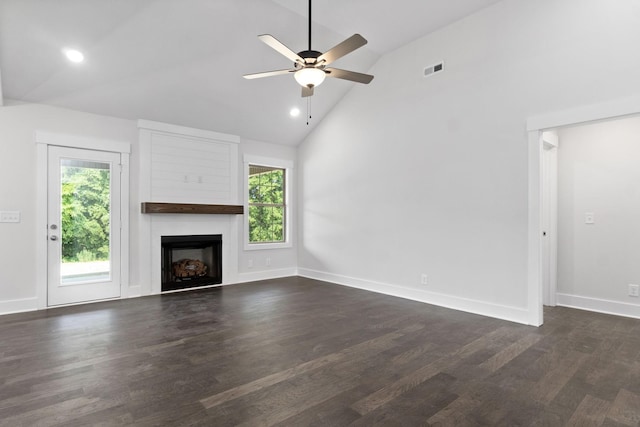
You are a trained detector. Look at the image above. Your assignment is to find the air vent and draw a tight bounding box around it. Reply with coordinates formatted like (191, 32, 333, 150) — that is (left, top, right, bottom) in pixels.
(424, 61, 444, 77)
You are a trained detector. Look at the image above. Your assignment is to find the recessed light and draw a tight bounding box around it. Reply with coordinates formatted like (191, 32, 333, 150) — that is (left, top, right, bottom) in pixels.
(63, 49, 84, 63)
(290, 107, 300, 117)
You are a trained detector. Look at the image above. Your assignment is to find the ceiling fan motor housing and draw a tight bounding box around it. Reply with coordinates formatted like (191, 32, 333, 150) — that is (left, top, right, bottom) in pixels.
(297, 50, 324, 67)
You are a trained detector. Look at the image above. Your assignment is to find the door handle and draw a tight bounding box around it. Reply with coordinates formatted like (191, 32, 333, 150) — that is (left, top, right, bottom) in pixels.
(50, 235, 58, 241)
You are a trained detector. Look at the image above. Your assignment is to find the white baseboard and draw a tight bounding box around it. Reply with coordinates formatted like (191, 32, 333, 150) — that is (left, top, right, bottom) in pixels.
(556, 293, 640, 319)
(298, 268, 530, 325)
(0, 297, 38, 315)
(236, 268, 298, 284)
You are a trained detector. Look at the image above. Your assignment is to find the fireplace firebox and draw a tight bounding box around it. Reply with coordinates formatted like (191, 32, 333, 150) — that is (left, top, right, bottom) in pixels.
(161, 234, 222, 292)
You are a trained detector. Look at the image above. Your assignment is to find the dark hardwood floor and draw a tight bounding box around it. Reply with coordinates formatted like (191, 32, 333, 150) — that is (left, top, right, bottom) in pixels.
(1, 277, 640, 426)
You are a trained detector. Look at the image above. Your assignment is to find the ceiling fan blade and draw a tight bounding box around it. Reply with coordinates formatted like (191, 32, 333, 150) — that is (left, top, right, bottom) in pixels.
(317, 34, 367, 65)
(325, 68, 374, 84)
(243, 69, 294, 80)
(258, 34, 304, 64)
(301, 85, 314, 97)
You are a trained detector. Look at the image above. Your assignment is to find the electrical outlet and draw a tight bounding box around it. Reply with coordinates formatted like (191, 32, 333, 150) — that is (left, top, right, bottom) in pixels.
(248, 259, 253, 269)
(420, 274, 428, 285)
(266, 257, 271, 267)
(629, 284, 639, 297)
(0, 211, 20, 223)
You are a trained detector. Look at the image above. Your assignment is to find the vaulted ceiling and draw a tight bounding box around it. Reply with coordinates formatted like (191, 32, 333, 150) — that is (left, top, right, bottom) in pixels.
(0, 0, 501, 146)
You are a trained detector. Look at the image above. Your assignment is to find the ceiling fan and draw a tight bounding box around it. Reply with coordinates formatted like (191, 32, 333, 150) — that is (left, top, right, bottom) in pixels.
(243, 0, 374, 97)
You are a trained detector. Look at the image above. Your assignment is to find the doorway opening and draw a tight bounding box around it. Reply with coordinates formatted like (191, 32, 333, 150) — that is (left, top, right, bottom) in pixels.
(540, 116, 640, 318)
(527, 96, 640, 326)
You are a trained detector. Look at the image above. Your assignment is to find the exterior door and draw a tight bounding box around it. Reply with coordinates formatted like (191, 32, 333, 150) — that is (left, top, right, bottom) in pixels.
(47, 146, 122, 306)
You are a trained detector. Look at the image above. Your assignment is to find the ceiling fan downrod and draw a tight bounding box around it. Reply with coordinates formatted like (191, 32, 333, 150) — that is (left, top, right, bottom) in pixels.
(308, 0, 312, 51)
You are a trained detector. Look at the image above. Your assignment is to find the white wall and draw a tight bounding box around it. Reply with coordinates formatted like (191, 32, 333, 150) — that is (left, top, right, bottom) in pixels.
(0, 101, 138, 313)
(237, 138, 298, 281)
(297, 0, 640, 324)
(0, 101, 297, 314)
(557, 116, 640, 313)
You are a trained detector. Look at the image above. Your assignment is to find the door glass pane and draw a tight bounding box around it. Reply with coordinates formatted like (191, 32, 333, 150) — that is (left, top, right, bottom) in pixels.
(60, 158, 111, 284)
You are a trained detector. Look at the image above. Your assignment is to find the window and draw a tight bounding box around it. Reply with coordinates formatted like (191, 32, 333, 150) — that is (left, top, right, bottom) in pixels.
(244, 155, 293, 250)
(248, 164, 286, 244)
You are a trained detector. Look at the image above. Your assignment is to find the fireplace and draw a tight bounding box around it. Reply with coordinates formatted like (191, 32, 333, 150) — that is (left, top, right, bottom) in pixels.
(161, 234, 222, 292)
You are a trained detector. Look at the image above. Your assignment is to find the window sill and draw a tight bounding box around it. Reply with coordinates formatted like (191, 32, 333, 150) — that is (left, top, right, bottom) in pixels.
(244, 241, 293, 251)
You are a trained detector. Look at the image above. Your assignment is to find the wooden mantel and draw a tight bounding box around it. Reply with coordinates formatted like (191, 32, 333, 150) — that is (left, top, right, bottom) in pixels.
(141, 202, 243, 215)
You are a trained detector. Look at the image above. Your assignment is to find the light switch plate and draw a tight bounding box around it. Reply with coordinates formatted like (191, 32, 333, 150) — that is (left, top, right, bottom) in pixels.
(0, 211, 20, 223)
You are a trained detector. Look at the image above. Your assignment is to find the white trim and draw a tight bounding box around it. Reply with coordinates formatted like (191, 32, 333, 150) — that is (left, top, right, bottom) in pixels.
(236, 268, 298, 283)
(38, 297, 121, 310)
(541, 142, 558, 307)
(138, 128, 153, 297)
(35, 131, 131, 309)
(556, 293, 640, 320)
(119, 152, 131, 298)
(244, 241, 292, 251)
(243, 155, 294, 170)
(0, 297, 38, 315)
(527, 95, 640, 326)
(527, 131, 543, 326)
(298, 268, 531, 325)
(527, 94, 640, 132)
(35, 131, 131, 154)
(36, 143, 48, 310)
(137, 119, 240, 144)
(243, 155, 294, 251)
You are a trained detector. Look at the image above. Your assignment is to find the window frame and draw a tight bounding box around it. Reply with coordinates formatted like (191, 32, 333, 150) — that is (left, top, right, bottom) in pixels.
(243, 155, 293, 251)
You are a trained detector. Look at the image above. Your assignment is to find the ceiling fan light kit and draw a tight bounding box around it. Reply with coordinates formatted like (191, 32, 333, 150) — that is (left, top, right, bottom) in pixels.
(294, 67, 326, 88)
(243, 0, 373, 98)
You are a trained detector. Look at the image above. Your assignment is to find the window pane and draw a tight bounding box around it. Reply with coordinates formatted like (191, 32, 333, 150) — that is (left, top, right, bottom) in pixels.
(249, 205, 266, 242)
(248, 173, 262, 203)
(248, 165, 286, 244)
(271, 206, 284, 241)
(60, 161, 111, 284)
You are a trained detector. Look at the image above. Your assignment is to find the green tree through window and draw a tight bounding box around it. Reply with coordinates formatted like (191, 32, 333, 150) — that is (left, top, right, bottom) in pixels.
(248, 165, 285, 243)
(61, 164, 111, 262)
